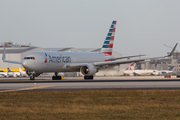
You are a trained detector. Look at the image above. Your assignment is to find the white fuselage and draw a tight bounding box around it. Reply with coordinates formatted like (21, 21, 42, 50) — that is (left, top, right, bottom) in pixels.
(153, 70, 173, 76)
(22, 52, 113, 73)
(124, 69, 158, 76)
(0, 71, 14, 77)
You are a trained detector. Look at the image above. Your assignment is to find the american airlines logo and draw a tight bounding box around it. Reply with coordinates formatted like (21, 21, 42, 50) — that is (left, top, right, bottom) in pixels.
(44, 53, 48, 63)
(48, 55, 71, 63)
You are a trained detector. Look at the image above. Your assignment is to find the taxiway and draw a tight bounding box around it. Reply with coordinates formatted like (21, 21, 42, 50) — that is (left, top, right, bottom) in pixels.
(0, 76, 180, 92)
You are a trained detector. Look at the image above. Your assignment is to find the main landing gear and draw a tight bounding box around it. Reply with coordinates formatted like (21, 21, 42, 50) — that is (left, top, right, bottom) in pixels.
(84, 76, 94, 80)
(52, 72, 63, 80)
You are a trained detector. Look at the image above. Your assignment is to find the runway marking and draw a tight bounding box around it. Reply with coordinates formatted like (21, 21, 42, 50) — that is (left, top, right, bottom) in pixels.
(0, 86, 52, 93)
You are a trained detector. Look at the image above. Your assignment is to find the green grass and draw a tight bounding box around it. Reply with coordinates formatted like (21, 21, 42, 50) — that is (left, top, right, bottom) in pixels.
(0, 90, 180, 120)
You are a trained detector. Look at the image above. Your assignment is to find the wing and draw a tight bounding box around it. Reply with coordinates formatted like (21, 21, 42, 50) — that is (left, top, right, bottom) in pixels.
(66, 43, 178, 69)
(109, 54, 146, 61)
(94, 56, 165, 67)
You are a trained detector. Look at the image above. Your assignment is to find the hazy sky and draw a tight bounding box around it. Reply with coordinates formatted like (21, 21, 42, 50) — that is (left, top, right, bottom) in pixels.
(0, 0, 180, 57)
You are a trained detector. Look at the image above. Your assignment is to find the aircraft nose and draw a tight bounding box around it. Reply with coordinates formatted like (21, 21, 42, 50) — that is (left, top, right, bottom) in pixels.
(22, 60, 28, 68)
(22, 60, 32, 69)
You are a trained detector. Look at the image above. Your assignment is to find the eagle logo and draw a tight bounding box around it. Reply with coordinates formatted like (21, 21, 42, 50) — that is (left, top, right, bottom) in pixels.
(44, 53, 47, 63)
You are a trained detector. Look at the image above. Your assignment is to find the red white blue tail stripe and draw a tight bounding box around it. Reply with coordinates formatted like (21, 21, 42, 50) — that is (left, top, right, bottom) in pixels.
(125, 62, 136, 70)
(100, 20, 116, 56)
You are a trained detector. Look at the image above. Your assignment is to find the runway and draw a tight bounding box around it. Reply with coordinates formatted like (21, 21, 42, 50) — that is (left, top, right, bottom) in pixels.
(0, 76, 180, 92)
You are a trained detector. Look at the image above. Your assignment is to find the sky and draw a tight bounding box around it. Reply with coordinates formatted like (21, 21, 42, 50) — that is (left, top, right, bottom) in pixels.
(0, 0, 180, 57)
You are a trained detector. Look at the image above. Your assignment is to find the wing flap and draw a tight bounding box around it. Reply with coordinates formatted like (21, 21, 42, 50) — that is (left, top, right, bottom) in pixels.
(110, 54, 146, 61)
(94, 57, 165, 67)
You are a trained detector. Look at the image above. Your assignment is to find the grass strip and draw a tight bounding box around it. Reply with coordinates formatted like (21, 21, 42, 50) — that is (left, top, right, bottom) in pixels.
(0, 90, 180, 120)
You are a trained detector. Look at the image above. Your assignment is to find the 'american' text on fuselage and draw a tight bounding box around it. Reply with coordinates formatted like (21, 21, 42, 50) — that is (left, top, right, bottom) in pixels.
(48, 55, 71, 63)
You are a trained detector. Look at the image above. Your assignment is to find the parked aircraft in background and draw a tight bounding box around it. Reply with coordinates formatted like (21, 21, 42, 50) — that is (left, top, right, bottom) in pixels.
(123, 63, 158, 76)
(7, 68, 27, 77)
(2, 20, 178, 80)
(7, 68, 16, 77)
(0, 68, 14, 77)
(0, 70, 9, 77)
(18, 68, 27, 77)
(123, 62, 136, 76)
(133, 63, 158, 76)
(0, 67, 27, 77)
(0, 67, 25, 72)
(152, 66, 174, 76)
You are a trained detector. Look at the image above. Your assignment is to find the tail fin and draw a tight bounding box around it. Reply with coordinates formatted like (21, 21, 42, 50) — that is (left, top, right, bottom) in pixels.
(100, 20, 117, 56)
(153, 63, 158, 70)
(19, 68, 23, 72)
(7, 68, 13, 72)
(168, 66, 174, 71)
(125, 62, 136, 70)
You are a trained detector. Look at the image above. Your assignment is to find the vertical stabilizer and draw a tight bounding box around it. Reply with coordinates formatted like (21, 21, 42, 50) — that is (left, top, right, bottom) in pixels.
(153, 63, 158, 70)
(100, 20, 117, 56)
(168, 66, 174, 71)
(125, 62, 136, 70)
(7, 68, 12, 72)
(19, 68, 23, 72)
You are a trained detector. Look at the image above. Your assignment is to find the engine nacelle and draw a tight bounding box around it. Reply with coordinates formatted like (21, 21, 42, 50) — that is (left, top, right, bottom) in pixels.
(80, 64, 98, 76)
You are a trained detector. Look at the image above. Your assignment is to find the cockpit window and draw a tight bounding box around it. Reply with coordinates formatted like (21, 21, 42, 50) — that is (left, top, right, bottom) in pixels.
(24, 57, 35, 60)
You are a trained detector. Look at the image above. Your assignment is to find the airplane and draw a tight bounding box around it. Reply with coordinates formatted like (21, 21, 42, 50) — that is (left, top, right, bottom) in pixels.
(123, 63, 158, 76)
(0, 67, 26, 72)
(7, 68, 18, 77)
(0, 68, 14, 77)
(123, 62, 136, 76)
(0, 70, 8, 77)
(19, 68, 28, 77)
(2, 20, 178, 80)
(133, 63, 158, 76)
(152, 66, 174, 76)
(7, 68, 27, 77)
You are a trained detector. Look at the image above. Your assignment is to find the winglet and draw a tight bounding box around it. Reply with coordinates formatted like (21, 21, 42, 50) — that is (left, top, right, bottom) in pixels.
(166, 43, 178, 57)
(2, 48, 6, 61)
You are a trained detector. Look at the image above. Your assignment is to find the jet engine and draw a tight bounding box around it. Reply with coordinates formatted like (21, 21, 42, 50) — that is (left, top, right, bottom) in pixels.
(80, 64, 98, 76)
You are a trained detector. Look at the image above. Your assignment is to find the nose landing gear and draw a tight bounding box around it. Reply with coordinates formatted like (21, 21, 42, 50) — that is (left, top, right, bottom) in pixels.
(26, 71, 41, 80)
(30, 75, 35, 80)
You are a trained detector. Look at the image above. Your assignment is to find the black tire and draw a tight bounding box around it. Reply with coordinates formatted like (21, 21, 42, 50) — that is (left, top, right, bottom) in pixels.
(52, 76, 56, 80)
(57, 76, 62, 80)
(30, 76, 35, 80)
(52, 76, 62, 80)
(84, 76, 93, 80)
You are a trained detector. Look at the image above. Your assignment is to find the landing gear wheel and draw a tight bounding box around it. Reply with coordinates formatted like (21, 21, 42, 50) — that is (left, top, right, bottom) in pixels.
(84, 76, 94, 80)
(52, 76, 62, 80)
(30, 75, 35, 80)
